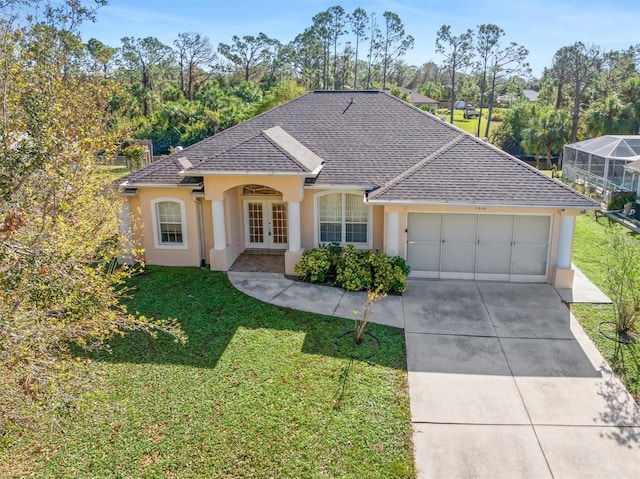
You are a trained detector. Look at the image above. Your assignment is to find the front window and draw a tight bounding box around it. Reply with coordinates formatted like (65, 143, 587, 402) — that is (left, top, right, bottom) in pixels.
(151, 198, 188, 249)
(157, 201, 183, 244)
(318, 192, 370, 245)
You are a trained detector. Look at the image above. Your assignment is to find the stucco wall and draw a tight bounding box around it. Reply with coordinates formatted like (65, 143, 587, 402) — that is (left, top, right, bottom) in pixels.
(137, 188, 201, 267)
(300, 189, 383, 251)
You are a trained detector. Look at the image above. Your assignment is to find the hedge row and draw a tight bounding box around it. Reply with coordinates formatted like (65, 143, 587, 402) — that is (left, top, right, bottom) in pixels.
(294, 244, 410, 294)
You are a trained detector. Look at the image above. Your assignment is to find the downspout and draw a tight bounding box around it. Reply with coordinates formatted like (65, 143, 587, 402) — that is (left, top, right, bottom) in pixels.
(193, 194, 206, 268)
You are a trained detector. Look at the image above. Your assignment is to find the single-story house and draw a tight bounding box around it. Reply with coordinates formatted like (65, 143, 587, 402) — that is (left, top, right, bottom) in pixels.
(118, 91, 598, 287)
(395, 87, 439, 110)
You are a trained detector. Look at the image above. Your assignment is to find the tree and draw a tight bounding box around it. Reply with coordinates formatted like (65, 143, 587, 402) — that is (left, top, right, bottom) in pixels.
(475, 24, 502, 136)
(311, 10, 332, 89)
(120, 36, 175, 116)
(348, 7, 368, 89)
(174, 32, 217, 100)
(328, 6, 346, 90)
(86, 37, 117, 77)
(380, 11, 414, 90)
(436, 25, 474, 123)
(217, 33, 273, 82)
(0, 1, 184, 427)
(365, 12, 382, 88)
(483, 41, 530, 138)
(418, 80, 445, 100)
(552, 42, 602, 142)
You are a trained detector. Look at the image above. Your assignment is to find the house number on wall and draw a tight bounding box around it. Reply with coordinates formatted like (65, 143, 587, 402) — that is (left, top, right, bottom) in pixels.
(475, 206, 487, 211)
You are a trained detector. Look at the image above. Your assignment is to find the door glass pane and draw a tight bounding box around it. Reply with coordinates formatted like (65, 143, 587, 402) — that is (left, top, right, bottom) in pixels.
(248, 202, 264, 243)
(271, 203, 288, 245)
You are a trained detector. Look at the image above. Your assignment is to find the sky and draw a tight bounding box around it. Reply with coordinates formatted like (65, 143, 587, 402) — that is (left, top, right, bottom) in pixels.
(76, 0, 640, 78)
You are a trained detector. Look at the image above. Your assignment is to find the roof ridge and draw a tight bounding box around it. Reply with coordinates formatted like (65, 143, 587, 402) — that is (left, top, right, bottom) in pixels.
(259, 130, 308, 170)
(370, 135, 466, 199)
(262, 126, 323, 173)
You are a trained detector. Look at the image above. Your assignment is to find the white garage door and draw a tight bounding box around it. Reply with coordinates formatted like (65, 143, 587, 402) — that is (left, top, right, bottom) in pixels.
(407, 213, 551, 282)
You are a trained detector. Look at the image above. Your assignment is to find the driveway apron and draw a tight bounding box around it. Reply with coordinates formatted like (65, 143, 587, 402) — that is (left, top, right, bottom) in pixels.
(407, 280, 640, 479)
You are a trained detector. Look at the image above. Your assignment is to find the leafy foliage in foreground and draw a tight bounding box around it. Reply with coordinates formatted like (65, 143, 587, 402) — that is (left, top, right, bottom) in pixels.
(0, 268, 415, 479)
(0, 3, 184, 430)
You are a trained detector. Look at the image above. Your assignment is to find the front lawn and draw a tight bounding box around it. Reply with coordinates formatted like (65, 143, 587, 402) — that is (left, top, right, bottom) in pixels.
(1, 268, 415, 478)
(571, 214, 640, 402)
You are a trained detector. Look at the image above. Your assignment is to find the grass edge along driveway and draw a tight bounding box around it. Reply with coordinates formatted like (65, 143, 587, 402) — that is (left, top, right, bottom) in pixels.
(571, 214, 640, 403)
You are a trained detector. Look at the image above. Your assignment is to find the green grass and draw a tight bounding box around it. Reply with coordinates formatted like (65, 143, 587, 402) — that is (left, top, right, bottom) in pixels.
(438, 108, 504, 138)
(103, 164, 130, 180)
(1, 268, 415, 478)
(571, 214, 640, 402)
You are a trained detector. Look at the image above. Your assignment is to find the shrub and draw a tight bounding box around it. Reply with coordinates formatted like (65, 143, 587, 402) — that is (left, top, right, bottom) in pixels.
(369, 254, 410, 294)
(298, 245, 411, 294)
(295, 244, 341, 283)
(607, 192, 636, 211)
(603, 231, 640, 335)
(336, 245, 372, 291)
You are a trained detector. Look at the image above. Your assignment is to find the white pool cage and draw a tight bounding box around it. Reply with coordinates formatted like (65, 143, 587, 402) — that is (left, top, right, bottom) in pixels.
(562, 135, 640, 201)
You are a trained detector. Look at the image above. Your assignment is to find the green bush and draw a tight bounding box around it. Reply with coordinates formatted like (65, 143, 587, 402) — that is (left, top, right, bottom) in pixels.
(297, 245, 411, 294)
(607, 192, 636, 211)
(336, 245, 373, 291)
(294, 243, 341, 283)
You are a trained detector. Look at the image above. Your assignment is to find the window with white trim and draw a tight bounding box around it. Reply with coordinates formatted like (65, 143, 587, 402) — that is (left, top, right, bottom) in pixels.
(151, 198, 188, 249)
(317, 192, 370, 245)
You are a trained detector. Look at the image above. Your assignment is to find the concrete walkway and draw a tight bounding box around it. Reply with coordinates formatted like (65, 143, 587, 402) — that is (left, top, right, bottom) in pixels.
(229, 272, 640, 479)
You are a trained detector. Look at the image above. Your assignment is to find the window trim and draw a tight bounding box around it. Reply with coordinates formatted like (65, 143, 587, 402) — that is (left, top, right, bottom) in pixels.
(150, 198, 189, 250)
(314, 191, 372, 249)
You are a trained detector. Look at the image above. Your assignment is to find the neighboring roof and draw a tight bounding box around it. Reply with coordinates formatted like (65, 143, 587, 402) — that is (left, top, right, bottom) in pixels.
(396, 87, 439, 106)
(624, 159, 640, 173)
(523, 89, 539, 102)
(567, 135, 640, 160)
(120, 90, 597, 208)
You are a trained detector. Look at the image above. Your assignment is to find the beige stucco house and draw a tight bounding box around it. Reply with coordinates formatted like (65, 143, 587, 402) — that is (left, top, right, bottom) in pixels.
(118, 91, 598, 288)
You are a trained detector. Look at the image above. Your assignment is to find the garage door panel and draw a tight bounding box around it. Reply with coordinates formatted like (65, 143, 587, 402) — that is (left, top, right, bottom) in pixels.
(511, 245, 548, 275)
(477, 244, 512, 274)
(441, 243, 476, 273)
(443, 214, 477, 242)
(408, 213, 441, 242)
(407, 213, 550, 282)
(514, 216, 550, 244)
(478, 215, 513, 244)
(407, 242, 441, 271)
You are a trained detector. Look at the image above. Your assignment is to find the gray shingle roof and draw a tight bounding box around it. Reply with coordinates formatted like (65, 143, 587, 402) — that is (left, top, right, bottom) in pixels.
(119, 91, 597, 208)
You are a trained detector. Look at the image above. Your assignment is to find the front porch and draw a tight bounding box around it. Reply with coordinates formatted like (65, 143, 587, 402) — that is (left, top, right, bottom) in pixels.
(229, 249, 285, 273)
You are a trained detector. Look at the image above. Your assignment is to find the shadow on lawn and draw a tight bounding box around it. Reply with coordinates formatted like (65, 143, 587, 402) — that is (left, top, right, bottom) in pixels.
(92, 267, 406, 371)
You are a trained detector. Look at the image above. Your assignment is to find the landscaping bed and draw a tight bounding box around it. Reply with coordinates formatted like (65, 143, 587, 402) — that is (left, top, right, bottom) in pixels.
(0, 267, 415, 478)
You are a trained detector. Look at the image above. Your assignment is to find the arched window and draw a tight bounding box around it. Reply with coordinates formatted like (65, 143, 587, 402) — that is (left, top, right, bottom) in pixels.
(151, 198, 188, 249)
(315, 192, 371, 247)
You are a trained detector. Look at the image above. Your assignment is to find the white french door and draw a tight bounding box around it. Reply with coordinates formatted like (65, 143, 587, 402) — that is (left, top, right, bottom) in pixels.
(243, 200, 288, 249)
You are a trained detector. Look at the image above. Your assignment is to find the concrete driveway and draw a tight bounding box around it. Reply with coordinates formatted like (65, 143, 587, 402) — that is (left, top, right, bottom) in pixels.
(406, 280, 640, 479)
(229, 272, 640, 478)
